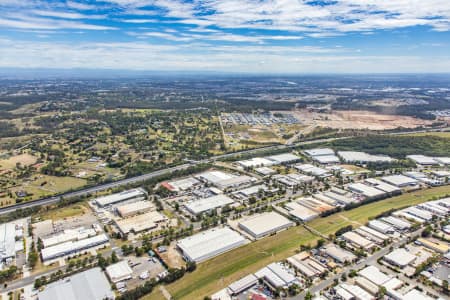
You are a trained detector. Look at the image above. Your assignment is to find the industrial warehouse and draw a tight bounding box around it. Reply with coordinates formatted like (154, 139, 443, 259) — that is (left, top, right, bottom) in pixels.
(94, 188, 147, 207)
(184, 194, 235, 215)
(177, 227, 247, 262)
(238, 212, 294, 239)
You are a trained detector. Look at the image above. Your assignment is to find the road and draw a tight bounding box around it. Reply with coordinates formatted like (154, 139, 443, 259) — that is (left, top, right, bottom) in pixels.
(294, 228, 425, 300)
(0, 136, 351, 217)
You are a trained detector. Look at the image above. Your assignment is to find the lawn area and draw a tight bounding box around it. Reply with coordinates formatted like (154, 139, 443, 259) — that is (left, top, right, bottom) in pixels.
(405, 131, 450, 138)
(143, 185, 450, 300)
(0, 153, 38, 170)
(37, 202, 89, 221)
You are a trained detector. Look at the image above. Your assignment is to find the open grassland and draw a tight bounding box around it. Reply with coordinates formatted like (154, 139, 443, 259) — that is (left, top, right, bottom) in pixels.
(405, 131, 450, 138)
(0, 153, 38, 170)
(144, 185, 450, 300)
(37, 202, 89, 221)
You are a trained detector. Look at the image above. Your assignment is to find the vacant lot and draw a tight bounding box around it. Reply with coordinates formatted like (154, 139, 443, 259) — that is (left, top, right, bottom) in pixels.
(0, 153, 38, 170)
(143, 185, 450, 300)
(289, 109, 433, 130)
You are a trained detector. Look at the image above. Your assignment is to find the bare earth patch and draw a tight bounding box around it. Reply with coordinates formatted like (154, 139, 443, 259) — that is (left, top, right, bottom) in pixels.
(289, 109, 433, 130)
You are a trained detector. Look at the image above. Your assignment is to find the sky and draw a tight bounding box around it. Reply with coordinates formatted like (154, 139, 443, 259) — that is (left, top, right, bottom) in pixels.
(0, 0, 450, 73)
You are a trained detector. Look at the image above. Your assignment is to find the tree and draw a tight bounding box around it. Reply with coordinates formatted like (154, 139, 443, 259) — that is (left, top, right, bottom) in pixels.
(111, 251, 119, 263)
(304, 291, 313, 300)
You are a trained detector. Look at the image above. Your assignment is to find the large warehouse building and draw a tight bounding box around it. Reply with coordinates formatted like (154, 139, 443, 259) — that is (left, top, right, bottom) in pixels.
(41, 234, 109, 261)
(116, 200, 154, 218)
(94, 188, 147, 207)
(38, 267, 114, 300)
(238, 212, 294, 239)
(184, 194, 234, 215)
(115, 211, 167, 234)
(0, 223, 16, 262)
(177, 227, 247, 262)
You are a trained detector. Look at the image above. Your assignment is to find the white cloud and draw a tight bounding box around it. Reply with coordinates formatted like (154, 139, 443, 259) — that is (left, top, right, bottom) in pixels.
(1, 38, 448, 73)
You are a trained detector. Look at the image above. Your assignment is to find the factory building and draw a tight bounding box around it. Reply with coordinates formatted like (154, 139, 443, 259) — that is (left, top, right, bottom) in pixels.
(265, 153, 301, 165)
(416, 238, 450, 254)
(115, 211, 167, 234)
(321, 191, 355, 206)
(184, 194, 234, 215)
(368, 219, 395, 234)
(287, 252, 328, 278)
(0, 223, 16, 263)
(358, 265, 392, 286)
(304, 148, 340, 165)
(284, 201, 319, 221)
(294, 164, 332, 178)
(297, 197, 336, 214)
(273, 174, 314, 188)
(342, 232, 375, 250)
(41, 234, 109, 261)
(254, 166, 276, 176)
(383, 248, 416, 268)
(321, 244, 356, 263)
(105, 261, 133, 283)
(338, 151, 395, 164)
(162, 177, 201, 192)
(37, 267, 114, 300)
(347, 183, 386, 199)
(116, 201, 154, 218)
(238, 212, 294, 239)
(255, 263, 298, 290)
(381, 175, 419, 188)
(356, 226, 389, 244)
(177, 227, 247, 263)
(195, 170, 257, 190)
(338, 283, 375, 300)
(94, 188, 147, 207)
(364, 178, 401, 194)
(42, 227, 97, 248)
(381, 216, 412, 231)
(406, 155, 438, 166)
(227, 274, 258, 296)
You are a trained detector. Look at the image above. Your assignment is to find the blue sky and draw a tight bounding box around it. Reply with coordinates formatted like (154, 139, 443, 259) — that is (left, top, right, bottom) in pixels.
(0, 0, 449, 73)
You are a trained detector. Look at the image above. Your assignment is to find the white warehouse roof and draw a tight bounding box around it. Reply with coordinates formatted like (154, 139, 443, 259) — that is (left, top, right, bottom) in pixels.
(381, 175, 418, 187)
(285, 201, 319, 221)
(406, 155, 438, 165)
(359, 265, 391, 286)
(304, 148, 335, 157)
(381, 216, 412, 230)
(95, 188, 146, 207)
(238, 212, 294, 239)
(347, 183, 386, 198)
(338, 151, 395, 163)
(364, 178, 401, 193)
(185, 194, 234, 215)
(105, 261, 133, 283)
(177, 227, 247, 263)
(38, 267, 114, 300)
(116, 201, 154, 217)
(41, 234, 109, 261)
(266, 153, 301, 164)
(0, 223, 16, 261)
(384, 248, 416, 267)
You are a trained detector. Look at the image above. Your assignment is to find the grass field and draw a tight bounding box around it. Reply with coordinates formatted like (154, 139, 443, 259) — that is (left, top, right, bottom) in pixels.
(37, 202, 89, 221)
(405, 131, 450, 138)
(0, 153, 38, 170)
(143, 185, 450, 300)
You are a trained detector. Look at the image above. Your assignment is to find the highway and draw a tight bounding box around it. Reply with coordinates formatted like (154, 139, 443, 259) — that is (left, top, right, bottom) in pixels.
(0, 127, 447, 216)
(0, 136, 350, 216)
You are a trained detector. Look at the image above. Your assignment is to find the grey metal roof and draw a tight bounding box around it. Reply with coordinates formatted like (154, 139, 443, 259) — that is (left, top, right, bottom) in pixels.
(38, 267, 114, 300)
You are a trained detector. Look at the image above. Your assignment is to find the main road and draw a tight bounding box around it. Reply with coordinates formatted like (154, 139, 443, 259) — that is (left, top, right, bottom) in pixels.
(0, 136, 350, 216)
(1, 126, 447, 216)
